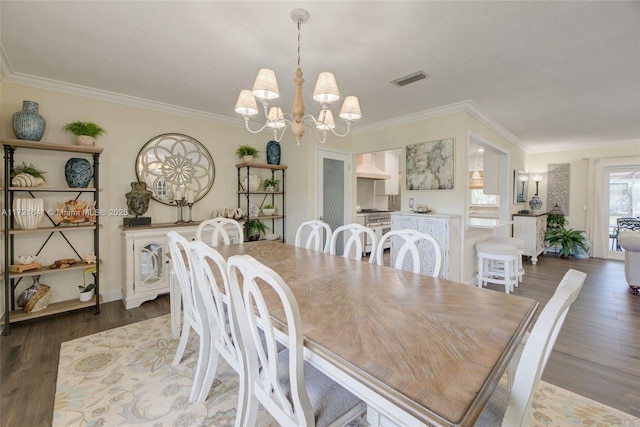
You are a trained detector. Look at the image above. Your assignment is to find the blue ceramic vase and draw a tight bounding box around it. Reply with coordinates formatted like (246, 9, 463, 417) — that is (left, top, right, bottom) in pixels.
(266, 140, 281, 165)
(529, 195, 543, 212)
(12, 100, 46, 141)
(65, 158, 93, 188)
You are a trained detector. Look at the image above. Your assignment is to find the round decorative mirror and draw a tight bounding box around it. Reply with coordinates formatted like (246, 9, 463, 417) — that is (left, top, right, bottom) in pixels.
(135, 133, 215, 205)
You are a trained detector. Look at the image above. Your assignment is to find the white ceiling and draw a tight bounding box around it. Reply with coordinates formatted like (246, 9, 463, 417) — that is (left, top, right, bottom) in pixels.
(1, 1, 639, 153)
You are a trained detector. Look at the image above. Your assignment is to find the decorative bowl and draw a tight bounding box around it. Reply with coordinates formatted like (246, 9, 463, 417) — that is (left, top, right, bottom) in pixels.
(265, 233, 280, 241)
(262, 208, 276, 216)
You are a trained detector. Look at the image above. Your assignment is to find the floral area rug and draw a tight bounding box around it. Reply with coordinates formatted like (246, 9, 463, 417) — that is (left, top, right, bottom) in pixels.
(54, 314, 639, 426)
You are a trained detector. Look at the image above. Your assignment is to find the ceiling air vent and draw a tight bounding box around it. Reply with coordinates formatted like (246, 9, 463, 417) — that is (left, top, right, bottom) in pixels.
(391, 71, 429, 87)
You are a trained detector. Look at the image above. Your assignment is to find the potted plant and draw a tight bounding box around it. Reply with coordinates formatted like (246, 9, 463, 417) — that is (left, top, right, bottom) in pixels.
(245, 219, 269, 241)
(10, 161, 47, 186)
(544, 226, 589, 257)
(263, 178, 279, 192)
(78, 267, 97, 302)
(63, 121, 106, 146)
(236, 145, 259, 163)
(262, 204, 276, 216)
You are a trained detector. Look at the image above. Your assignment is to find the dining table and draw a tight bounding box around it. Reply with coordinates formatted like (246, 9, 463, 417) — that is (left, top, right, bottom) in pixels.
(171, 240, 538, 427)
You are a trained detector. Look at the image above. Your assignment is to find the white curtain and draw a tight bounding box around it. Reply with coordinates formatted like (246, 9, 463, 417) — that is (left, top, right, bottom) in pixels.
(586, 157, 607, 258)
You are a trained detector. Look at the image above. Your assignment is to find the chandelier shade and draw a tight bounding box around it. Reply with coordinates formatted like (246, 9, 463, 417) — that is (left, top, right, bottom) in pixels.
(313, 72, 340, 103)
(234, 8, 361, 145)
(235, 90, 259, 116)
(339, 96, 362, 120)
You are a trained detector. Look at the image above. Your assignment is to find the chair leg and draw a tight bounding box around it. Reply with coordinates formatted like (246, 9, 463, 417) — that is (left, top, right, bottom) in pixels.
(190, 330, 210, 403)
(173, 319, 191, 366)
(197, 340, 221, 403)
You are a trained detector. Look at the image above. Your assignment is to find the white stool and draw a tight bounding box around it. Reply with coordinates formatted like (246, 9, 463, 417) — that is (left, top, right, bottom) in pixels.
(487, 236, 525, 283)
(476, 240, 519, 294)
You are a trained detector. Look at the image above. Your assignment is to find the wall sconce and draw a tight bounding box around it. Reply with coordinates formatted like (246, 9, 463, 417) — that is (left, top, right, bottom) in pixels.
(516, 172, 529, 203)
(530, 173, 543, 195)
(529, 173, 544, 212)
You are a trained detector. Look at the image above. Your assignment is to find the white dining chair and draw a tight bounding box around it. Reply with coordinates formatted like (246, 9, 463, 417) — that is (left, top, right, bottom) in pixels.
(196, 217, 244, 246)
(227, 254, 367, 427)
(475, 268, 587, 427)
(167, 231, 207, 403)
(295, 220, 333, 252)
(329, 223, 376, 262)
(376, 229, 442, 277)
(190, 241, 247, 413)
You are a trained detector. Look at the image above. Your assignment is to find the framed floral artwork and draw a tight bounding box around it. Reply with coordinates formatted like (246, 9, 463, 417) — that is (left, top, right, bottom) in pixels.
(406, 138, 455, 190)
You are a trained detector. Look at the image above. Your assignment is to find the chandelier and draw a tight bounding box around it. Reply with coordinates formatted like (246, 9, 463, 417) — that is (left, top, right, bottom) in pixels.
(234, 8, 362, 145)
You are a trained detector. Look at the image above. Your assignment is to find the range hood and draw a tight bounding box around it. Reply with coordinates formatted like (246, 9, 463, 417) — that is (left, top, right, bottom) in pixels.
(356, 153, 390, 180)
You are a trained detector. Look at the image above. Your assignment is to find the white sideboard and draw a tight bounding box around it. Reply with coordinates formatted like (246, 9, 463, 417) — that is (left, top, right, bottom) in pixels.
(120, 222, 240, 309)
(512, 213, 548, 264)
(391, 213, 461, 281)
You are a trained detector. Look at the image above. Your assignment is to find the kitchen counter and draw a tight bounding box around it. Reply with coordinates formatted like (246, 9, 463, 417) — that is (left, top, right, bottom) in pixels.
(467, 217, 513, 229)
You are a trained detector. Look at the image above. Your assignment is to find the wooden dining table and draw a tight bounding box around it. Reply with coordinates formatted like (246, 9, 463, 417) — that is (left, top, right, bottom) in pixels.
(171, 240, 538, 427)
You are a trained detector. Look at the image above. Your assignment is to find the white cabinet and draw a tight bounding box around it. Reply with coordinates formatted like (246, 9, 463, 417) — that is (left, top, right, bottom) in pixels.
(120, 222, 240, 309)
(375, 151, 400, 195)
(512, 213, 548, 264)
(391, 213, 461, 281)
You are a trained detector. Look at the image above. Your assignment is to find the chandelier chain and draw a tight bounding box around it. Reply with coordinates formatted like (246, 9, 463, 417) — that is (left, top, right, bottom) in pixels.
(297, 20, 301, 68)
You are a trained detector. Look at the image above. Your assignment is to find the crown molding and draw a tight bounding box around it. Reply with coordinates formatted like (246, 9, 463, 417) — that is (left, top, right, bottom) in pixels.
(1, 50, 633, 154)
(522, 137, 640, 154)
(352, 99, 525, 150)
(0, 48, 243, 127)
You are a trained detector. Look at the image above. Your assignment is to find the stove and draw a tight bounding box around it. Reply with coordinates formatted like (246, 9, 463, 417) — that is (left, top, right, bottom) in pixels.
(356, 210, 394, 255)
(361, 210, 392, 226)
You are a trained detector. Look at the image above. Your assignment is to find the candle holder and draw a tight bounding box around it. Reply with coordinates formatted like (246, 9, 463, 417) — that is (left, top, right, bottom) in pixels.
(174, 198, 187, 223)
(186, 202, 194, 223)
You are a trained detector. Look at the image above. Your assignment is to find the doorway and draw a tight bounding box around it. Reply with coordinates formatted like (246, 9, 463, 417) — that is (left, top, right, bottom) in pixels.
(607, 165, 640, 260)
(316, 148, 352, 252)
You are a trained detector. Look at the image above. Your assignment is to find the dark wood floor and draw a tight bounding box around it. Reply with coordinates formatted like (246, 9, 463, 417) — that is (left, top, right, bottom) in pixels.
(1, 254, 638, 426)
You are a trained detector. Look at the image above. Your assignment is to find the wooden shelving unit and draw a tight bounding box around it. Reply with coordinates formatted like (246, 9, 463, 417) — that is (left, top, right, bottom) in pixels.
(2, 138, 103, 335)
(236, 162, 287, 242)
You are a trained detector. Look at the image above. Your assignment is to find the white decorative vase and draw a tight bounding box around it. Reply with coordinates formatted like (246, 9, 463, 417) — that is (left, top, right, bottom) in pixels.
(79, 289, 94, 302)
(13, 198, 44, 229)
(242, 175, 261, 192)
(242, 155, 254, 163)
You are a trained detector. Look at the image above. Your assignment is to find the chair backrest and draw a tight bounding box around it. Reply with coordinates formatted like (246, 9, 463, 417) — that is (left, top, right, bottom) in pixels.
(167, 231, 202, 333)
(617, 217, 640, 232)
(294, 220, 333, 252)
(196, 217, 244, 246)
(190, 241, 243, 372)
(227, 254, 314, 426)
(329, 223, 376, 262)
(502, 268, 586, 427)
(376, 229, 442, 277)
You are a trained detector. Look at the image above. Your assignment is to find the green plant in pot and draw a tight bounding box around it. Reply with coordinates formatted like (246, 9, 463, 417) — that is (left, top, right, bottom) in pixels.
(263, 178, 279, 192)
(236, 145, 259, 163)
(262, 204, 277, 216)
(245, 219, 269, 241)
(63, 121, 106, 146)
(10, 161, 47, 186)
(544, 226, 589, 257)
(78, 267, 97, 301)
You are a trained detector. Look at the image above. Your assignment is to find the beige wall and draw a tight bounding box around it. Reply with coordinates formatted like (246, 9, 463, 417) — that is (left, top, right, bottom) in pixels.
(1, 82, 317, 308)
(526, 143, 640, 232)
(351, 111, 528, 284)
